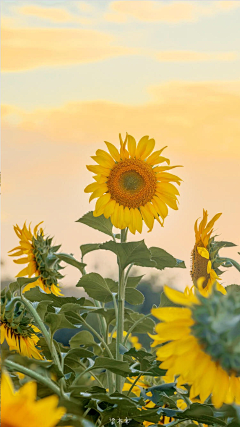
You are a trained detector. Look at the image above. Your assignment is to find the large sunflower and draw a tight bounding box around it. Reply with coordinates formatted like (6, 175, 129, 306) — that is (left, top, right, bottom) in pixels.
(9, 222, 63, 296)
(1, 287, 42, 359)
(191, 210, 226, 295)
(151, 285, 240, 408)
(1, 372, 66, 427)
(85, 134, 182, 233)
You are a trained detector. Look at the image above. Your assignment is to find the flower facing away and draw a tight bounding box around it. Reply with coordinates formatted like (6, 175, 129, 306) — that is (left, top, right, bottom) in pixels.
(1, 288, 42, 359)
(1, 372, 66, 427)
(151, 285, 240, 408)
(9, 222, 63, 296)
(85, 134, 182, 233)
(191, 210, 239, 296)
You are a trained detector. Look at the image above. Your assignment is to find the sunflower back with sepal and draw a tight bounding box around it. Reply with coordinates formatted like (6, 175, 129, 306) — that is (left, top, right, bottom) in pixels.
(32, 233, 64, 291)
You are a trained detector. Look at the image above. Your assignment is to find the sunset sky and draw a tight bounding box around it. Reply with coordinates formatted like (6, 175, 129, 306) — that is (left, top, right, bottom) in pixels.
(2, 0, 240, 292)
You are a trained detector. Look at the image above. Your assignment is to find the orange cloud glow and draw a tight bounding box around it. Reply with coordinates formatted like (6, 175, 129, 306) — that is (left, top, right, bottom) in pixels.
(1, 26, 137, 72)
(105, 1, 240, 23)
(2, 81, 240, 159)
(15, 5, 92, 24)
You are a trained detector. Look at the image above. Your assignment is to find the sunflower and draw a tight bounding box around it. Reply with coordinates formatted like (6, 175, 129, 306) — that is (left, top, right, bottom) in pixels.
(1, 372, 66, 427)
(85, 134, 182, 233)
(190, 210, 227, 295)
(9, 222, 63, 296)
(1, 287, 42, 359)
(151, 285, 240, 409)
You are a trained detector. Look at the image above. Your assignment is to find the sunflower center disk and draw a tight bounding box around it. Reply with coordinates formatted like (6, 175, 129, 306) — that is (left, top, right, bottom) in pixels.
(190, 241, 210, 288)
(107, 159, 157, 209)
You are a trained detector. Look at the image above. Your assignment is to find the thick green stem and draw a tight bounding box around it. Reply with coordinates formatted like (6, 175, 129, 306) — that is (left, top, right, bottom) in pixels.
(17, 296, 63, 374)
(4, 359, 61, 396)
(116, 228, 127, 392)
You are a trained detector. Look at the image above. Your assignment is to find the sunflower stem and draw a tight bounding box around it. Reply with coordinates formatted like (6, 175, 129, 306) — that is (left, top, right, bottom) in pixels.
(16, 296, 64, 381)
(4, 359, 61, 396)
(116, 228, 127, 392)
(126, 373, 142, 396)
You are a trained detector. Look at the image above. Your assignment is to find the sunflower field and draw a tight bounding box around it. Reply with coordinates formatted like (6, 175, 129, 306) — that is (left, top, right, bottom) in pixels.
(1, 134, 240, 427)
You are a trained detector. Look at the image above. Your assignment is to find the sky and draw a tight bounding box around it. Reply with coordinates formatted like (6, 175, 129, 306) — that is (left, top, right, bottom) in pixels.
(1, 0, 240, 293)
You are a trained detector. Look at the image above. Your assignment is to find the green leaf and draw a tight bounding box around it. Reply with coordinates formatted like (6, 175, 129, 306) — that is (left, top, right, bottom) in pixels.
(37, 300, 53, 320)
(16, 276, 40, 288)
(76, 211, 113, 237)
(126, 275, 144, 288)
(125, 288, 144, 305)
(124, 312, 155, 333)
(92, 357, 131, 377)
(69, 331, 101, 355)
(80, 243, 100, 258)
(100, 240, 155, 270)
(225, 285, 240, 294)
(24, 287, 94, 308)
(76, 273, 113, 303)
(149, 247, 186, 270)
(56, 253, 86, 274)
(45, 313, 80, 334)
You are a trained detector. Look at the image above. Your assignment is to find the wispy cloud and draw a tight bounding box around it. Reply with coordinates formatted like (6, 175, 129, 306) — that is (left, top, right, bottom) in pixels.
(2, 81, 240, 158)
(2, 26, 137, 72)
(14, 4, 92, 25)
(105, 1, 240, 23)
(154, 51, 238, 62)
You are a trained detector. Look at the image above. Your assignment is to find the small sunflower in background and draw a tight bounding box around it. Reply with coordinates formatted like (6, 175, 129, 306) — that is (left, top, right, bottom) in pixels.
(85, 133, 182, 233)
(9, 222, 63, 296)
(1, 287, 42, 359)
(1, 372, 66, 427)
(151, 285, 240, 409)
(191, 209, 239, 295)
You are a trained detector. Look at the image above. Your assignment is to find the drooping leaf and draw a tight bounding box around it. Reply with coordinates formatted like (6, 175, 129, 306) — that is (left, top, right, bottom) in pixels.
(124, 312, 155, 333)
(24, 287, 94, 308)
(91, 357, 131, 377)
(76, 273, 113, 303)
(125, 288, 145, 305)
(80, 243, 101, 258)
(149, 247, 186, 270)
(69, 330, 101, 355)
(56, 253, 86, 274)
(126, 276, 144, 288)
(77, 211, 113, 237)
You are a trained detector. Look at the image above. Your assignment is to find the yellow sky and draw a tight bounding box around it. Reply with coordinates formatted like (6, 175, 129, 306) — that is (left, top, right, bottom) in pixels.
(1, 1, 240, 291)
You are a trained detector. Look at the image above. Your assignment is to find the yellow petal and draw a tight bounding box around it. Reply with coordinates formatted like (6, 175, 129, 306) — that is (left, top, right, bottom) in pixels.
(95, 193, 111, 213)
(136, 135, 149, 159)
(104, 200, 116, 218)
(140, 138, 155, 159)
(84, 182, 104, 193)
(91, 155, 114, 169)
(197, 247, 209, 259)
(134, 208, 143, 233)
(140, 205, 154, 231)
(151, 307, 192, 322)
(104, 141, 121, 162)
(127, 135, 136, 158)
(164, 285, 199, 306)
(86, 165, 111, 176)
(152, 196, 168, 219)
(89, 186, 108, 202)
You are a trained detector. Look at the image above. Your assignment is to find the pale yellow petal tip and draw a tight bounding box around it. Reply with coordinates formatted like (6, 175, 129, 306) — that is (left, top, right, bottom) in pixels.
(197, 247, 210, 259)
